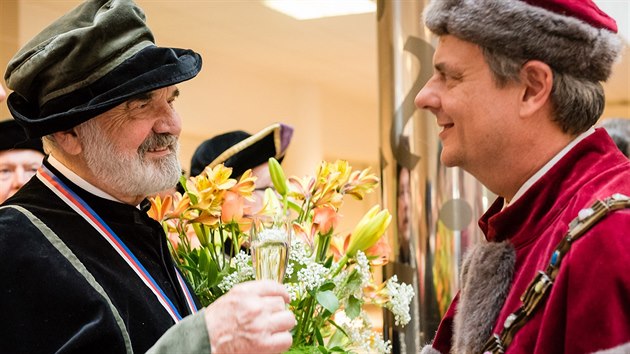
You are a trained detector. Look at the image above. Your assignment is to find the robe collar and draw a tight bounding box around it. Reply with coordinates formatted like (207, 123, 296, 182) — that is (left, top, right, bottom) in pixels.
(479, 128, 626, 248)
(507, 128, 595, 206)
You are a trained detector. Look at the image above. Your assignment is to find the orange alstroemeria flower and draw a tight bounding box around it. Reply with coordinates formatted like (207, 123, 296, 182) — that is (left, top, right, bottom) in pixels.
(287, 175, 315, 201)
(342, 168, 379, 200)
(221, 191, 245, 223)
(230, 169, 256, 197)
(203, 164, 237, 190)
(193, 209, 220, 226)
(365, 235, 390, 266)
(147, 195, 172, 222)
(312, 206, 339, 235)
(329, 233, 351, 261)
(292, 221, 316, 250)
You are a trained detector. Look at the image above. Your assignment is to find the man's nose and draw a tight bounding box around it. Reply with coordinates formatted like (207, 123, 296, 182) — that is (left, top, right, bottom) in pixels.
(11, 167, 29, 189)
(154, 106, 182, 136)
(414, 78, 439, 112)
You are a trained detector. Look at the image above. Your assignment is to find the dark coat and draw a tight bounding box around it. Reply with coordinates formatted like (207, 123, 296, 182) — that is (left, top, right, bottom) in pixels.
(0, 159, 200, 353)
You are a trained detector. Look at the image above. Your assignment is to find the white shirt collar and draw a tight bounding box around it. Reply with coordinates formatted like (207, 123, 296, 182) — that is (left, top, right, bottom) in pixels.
(506, 128, 595, 207)
(48, 154, 122, 203)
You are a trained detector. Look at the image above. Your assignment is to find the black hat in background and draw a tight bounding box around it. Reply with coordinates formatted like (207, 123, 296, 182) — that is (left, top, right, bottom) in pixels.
(4, 0, 202, 138)
(190, 123, 294, 178)
(0, 119, 44, 153)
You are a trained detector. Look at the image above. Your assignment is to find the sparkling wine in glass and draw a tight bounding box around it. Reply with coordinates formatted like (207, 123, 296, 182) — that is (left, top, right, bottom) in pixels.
(250, 216, 291, 283)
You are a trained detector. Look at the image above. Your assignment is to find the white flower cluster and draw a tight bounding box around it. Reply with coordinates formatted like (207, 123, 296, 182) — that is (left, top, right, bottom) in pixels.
(284, 282, 301, 302)
(297, 262, 328, 292)
(289, 237, 311, 265)
(335, 312, 392, 354)
(385, 275, 414, 326)
(355, 251, 371, 287)
(284, 238, 324, 301)
(217, 251, 254, 292)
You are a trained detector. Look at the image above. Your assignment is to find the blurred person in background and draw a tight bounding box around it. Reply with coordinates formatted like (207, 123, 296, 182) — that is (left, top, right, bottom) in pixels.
(0, 119, 45, 203)
(189, 122, 293, 213)
(600, 117, 630, 157)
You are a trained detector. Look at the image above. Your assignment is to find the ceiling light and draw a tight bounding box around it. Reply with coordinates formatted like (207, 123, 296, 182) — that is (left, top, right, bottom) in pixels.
(263, 0, 376, 20)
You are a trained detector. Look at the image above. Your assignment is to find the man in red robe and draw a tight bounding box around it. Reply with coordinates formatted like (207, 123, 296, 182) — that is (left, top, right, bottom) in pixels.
(415, 0, 630, 353)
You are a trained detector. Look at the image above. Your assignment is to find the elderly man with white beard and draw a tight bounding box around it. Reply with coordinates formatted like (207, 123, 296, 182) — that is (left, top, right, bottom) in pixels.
(0, 1, 295, 353)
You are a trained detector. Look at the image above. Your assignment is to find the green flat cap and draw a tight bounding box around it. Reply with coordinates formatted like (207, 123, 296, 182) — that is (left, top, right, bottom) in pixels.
(5, 0, 202, 138)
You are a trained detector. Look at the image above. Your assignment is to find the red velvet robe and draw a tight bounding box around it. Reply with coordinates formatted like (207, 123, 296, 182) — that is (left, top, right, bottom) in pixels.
(431, 129, 630, 354)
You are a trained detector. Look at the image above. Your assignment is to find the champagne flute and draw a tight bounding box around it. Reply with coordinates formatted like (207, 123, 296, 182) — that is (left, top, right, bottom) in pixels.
(250, 215, 291, 283)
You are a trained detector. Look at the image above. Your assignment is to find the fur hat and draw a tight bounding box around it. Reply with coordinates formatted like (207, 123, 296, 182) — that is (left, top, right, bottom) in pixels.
(423, 0, 622, 82)
(0, 120, 44, 153)
(4, 0, 202, 138)
(190, 123, 294, 178)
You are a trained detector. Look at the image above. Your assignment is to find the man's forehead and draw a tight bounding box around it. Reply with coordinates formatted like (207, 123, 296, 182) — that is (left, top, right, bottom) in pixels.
(127, 86, 180, 102)
(434, 36, 484, 70)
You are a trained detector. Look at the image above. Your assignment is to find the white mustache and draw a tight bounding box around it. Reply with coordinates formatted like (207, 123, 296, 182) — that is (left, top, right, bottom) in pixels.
(138, 134, 178, 155)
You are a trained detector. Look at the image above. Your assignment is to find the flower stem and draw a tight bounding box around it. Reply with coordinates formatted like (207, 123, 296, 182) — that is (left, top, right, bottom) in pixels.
(315, 231, 332, 262)
(330, 254, 349, 278)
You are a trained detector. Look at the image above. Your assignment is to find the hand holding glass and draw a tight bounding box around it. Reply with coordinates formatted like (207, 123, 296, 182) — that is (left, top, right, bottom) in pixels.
(250, 216, 291, 283)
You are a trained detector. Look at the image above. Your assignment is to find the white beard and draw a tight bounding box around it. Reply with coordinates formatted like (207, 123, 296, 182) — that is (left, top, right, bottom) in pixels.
(76, 120, 181, 198)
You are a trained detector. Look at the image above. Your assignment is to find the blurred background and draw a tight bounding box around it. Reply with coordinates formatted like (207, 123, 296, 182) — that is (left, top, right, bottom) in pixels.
(3, 0, 627, 178)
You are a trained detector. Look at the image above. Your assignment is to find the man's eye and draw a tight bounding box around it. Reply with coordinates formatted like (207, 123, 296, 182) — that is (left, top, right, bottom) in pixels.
(0, 169, 14, 180)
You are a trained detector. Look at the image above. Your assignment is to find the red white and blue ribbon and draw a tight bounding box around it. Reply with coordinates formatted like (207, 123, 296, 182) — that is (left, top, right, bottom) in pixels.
(37, 165, 197, 323)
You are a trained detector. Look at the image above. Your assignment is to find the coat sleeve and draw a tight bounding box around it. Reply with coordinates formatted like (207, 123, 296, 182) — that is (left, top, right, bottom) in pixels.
(147, 310, 211, 354)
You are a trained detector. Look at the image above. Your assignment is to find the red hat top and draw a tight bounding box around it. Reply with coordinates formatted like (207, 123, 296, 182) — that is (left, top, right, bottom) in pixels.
(524, 0, 617, 33)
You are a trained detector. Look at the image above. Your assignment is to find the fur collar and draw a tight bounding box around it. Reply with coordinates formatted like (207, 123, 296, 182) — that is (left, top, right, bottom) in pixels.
(453, 241, 516, 354)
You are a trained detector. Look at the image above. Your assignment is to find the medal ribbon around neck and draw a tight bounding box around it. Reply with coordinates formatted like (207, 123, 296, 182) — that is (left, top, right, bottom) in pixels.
(37, 165, 197, 323)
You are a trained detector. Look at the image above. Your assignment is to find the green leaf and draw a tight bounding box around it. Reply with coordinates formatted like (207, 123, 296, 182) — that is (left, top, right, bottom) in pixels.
(178, 175, 188, 193)
(287, 199, 303, 213)
(345, 296, 361, 319)
(314, 326, 324, 346)
(206, 259, 219, 286)
(318, 281, 335, 292)
(327, 319, 349, 340)
(323, 255, 333, 268)
(199, 247, 210, 270)
(179, 265, 201, 280)
(316, 290, 339, 313)
(344, 269, 362, 291)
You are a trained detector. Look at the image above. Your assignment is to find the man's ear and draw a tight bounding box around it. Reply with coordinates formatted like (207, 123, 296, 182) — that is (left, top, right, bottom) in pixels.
(51, 128, 82, 155)
(519, 60, 553, 118)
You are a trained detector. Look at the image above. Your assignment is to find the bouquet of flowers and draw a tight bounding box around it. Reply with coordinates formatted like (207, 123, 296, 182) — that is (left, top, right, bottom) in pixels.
(148, 158, 414, 354)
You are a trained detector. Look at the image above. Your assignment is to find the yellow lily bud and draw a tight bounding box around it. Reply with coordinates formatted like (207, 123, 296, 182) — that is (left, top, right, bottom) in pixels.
(345, 205, 392, 257)
(268, 157, 288, 195)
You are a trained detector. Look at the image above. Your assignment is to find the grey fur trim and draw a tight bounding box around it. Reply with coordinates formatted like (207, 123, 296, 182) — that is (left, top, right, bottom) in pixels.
(592, 342, 630, 354)
(424, 0, 622, 82)
(420, 344, 442, 354)
(453, 241, 515, 354)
